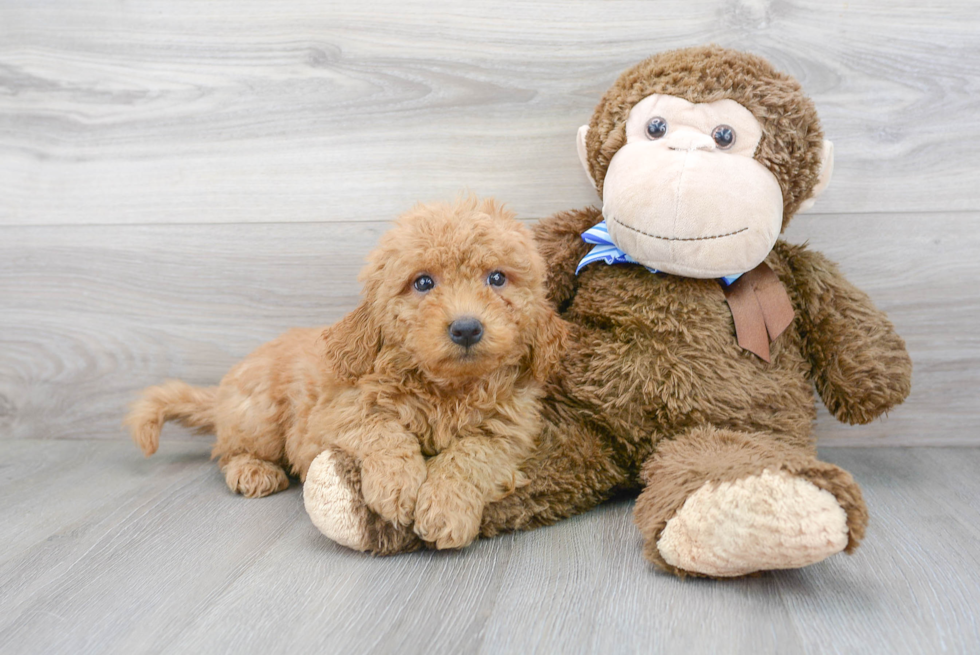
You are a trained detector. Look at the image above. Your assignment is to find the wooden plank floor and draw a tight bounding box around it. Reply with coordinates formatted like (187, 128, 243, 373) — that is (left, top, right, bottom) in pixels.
(1, 440, 978, 654)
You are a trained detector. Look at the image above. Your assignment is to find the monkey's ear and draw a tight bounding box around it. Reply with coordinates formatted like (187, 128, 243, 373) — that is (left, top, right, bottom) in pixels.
(576, 125, 597, 189)
(321, 302, 381, 384)
(798, 140, 834, 213)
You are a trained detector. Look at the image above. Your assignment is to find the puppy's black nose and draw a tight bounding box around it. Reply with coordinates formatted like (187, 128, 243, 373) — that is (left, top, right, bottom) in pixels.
(448, 318, 483, 347)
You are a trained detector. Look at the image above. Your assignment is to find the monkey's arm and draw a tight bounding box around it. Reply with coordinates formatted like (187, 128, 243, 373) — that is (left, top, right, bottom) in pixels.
(778, 242, 912, 425)
(532, 206, 602, 309)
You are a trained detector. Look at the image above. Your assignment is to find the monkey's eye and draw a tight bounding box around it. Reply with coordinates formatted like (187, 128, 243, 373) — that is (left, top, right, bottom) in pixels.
(646, 117, 668, 140)
(711, 125, 736, 149)
(413, 275, 435, 293)
(487, 271, 507, 287)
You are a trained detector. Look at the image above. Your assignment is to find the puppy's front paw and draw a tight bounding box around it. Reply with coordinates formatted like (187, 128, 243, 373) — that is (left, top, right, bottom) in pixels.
(414, 479, 483, 549)
(360, 452, 427, 527)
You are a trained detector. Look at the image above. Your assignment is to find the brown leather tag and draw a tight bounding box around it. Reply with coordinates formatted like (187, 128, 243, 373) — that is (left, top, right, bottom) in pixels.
(722, 262, 794, 362)
(724, 273, 771, 361)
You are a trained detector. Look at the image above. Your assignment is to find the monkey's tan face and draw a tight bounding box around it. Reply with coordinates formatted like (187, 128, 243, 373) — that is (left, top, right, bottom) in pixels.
(583, 94, 785, 278)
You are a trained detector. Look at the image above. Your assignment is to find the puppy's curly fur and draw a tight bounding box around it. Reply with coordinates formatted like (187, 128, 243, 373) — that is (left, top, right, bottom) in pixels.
(125, 197, 567, 549)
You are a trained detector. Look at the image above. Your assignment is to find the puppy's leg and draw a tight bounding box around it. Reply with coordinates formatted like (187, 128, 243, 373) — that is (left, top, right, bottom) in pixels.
(211, 385, 291, 498)
(415, 436, 530, 550)
(327, 419, 427, 527)
(304, 389, 427, 525)
(221, 453, 290, 498)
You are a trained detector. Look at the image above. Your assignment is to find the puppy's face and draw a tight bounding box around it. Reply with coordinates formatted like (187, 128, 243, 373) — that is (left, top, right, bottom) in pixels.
(362, 198, 556, 382)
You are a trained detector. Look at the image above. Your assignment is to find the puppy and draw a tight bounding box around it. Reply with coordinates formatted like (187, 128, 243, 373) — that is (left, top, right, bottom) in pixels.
(125, 196, 567, 549)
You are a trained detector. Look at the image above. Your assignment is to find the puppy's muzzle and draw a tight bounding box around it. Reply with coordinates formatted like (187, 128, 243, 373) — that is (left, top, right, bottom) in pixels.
(448, 317, 483, 348)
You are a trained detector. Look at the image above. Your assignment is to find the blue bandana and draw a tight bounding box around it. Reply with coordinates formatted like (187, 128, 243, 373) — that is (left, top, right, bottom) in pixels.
(577, 220, 743, 287)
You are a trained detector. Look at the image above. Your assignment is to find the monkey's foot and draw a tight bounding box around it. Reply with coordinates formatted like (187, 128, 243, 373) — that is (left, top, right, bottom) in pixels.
(655, 469, 849, 577)
(303, 447, 422, 555)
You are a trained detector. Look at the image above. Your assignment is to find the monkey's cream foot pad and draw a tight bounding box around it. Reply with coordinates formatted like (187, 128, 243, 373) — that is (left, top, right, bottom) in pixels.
(656, 469, 849, 577)
(304, 449, 372, 552)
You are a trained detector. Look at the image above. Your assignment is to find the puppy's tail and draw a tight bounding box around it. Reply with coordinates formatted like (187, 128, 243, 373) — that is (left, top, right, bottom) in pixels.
(124, 380, 217, 456)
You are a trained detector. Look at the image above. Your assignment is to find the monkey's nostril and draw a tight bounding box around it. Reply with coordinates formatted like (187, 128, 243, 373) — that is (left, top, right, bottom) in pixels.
(448, 318, 484, 348)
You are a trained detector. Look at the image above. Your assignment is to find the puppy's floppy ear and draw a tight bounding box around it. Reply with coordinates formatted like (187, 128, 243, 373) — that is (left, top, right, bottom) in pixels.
(527, 303, 569, 383)
(321, 301, 381, 384)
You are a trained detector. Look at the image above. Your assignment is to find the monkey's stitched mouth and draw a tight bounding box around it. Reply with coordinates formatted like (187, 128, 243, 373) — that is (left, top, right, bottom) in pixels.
(608, 215, 748, 242)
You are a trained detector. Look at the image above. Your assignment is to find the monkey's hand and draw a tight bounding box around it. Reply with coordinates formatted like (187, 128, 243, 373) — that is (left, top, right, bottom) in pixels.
(533, 207, 603, 311)
(779, 242, 912, 425)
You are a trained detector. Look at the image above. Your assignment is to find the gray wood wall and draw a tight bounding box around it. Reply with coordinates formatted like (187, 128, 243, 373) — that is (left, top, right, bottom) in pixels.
(2, 0, 977, 446)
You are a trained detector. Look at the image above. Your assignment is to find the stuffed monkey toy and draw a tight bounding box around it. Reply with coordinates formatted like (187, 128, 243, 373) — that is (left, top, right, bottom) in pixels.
(305, 45, 912, 578)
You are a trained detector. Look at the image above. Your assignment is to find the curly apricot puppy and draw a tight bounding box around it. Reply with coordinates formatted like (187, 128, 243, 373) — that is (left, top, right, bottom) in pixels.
(125, 197, 567, 549)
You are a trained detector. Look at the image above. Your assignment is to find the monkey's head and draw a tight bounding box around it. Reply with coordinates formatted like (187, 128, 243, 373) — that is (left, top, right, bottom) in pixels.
(578, 45, 833, 279)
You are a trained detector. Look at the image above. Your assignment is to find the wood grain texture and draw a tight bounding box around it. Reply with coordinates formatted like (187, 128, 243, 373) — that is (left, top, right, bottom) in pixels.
(0, 213, 980, 445)
(0, 221, 381, 442)
(1, 212, 975, 445)
(1, 3, 977, 653)
(1, 0, 975, 445)
(1, 0, 979, 226)
(783, 212, 980, 446)
(1, 440, 978, 654)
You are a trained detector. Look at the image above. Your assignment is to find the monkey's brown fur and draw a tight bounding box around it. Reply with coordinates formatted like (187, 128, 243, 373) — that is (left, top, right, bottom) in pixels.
(585, 44, 824, 227)
(521, 47, 909, 575)
(126, 197, 568, 549)
(323, 47, 911, 577)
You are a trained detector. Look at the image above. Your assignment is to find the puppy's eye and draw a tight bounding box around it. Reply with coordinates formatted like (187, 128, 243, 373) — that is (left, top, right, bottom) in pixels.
(711, 124, 735, 149)
(413, 275, 435, 293)
(487, 271, 507, 287)
(646, 117, 668, 140)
